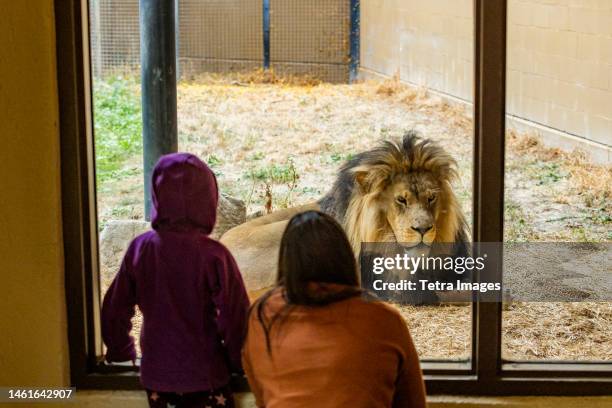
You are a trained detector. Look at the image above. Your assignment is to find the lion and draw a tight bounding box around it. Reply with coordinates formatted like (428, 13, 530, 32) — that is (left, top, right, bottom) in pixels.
(221, 131, 470, 297)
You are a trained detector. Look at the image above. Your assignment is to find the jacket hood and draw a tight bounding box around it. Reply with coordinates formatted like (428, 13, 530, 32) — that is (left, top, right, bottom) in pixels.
(151, 153, 218, 234)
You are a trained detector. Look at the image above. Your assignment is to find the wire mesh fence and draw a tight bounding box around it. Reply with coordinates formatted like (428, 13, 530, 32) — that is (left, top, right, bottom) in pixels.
(89, 0, 141, 77)
(269, 0, 350, 83)
(178, 0, 263, 78)
(88, 0, 352, 82)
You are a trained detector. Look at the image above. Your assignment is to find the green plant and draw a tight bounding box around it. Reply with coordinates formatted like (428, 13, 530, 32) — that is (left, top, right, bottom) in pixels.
(534, 162, 567, 185)
(246, 159, 300, 210)
(247, 159, 299, 184)
(504, 201, 535, 242)
(206, 154, 223, 167)
(93, 76, 142, 185)
(329, 152, 354, 164)
(248, 151, 265, 161)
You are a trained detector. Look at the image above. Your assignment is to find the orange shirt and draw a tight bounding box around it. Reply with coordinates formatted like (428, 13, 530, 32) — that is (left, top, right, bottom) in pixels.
(242, 289, 427, 408)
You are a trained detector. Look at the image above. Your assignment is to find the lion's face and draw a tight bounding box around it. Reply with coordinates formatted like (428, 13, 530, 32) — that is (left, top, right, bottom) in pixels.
(382, 172, 440, 247)
(339, 133, 467, 256)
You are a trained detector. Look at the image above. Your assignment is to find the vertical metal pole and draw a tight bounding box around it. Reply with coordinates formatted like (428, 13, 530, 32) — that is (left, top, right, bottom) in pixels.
(349, 0, 360, 82)
(140, 0, 178, 220)
(473, 0, 507, 382)
(263, 0, 270, 69)
(92, 0, 102, 77)
(175, 0, 180, 80)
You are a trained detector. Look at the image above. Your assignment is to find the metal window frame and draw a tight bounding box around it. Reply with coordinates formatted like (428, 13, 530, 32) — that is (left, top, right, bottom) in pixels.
(58, 0, 612, 394)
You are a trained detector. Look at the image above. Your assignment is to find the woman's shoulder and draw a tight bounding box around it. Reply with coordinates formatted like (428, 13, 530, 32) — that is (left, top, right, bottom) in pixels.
(342, 297, 412, 345)
(249, 288, 406, 329)
(345, 295, 405, 321)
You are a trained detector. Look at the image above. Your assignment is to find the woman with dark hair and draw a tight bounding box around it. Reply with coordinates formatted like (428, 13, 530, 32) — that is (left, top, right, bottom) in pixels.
(242, 211, 426, 408)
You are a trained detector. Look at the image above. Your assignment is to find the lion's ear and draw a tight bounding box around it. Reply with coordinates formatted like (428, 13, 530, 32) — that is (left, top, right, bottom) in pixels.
(351, 165, 372, 193)
(354, 170, 369, 192)
(352, 165, 387, 194)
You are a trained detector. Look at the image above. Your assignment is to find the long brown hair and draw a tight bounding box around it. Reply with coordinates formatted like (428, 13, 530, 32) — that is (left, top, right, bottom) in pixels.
(253, 211, 363, 354)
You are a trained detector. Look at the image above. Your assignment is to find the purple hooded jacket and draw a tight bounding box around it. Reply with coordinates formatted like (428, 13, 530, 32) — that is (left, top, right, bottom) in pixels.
(101, 153, 250, 392)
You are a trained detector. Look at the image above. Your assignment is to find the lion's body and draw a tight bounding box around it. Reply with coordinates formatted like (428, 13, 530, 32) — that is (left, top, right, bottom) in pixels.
(220, 203, 318, 291)
(221, 132, 470, 294)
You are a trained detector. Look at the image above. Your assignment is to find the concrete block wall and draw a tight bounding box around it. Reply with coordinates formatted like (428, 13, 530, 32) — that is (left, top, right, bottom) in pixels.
(507, 0, 612, 147)
(360, 0, 612, 161)
(361, 0, 473, 100)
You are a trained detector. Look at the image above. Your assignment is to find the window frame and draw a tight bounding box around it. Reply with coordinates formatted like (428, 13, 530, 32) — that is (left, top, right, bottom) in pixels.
(58, 0, 612, 394)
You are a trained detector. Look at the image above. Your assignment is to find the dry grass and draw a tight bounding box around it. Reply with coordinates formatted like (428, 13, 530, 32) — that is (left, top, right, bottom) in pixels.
(507, 129, 611, 212)
(503, 302, 612, 360)
(184, 68, 323, 87)
(397, 304, 471, 360)
(96, 71, 611, 361)
(394, 301, 612, 361)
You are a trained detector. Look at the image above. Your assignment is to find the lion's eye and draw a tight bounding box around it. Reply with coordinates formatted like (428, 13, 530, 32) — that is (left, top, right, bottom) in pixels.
(396, 196, 407, 205)
(428, 195, 437, 204)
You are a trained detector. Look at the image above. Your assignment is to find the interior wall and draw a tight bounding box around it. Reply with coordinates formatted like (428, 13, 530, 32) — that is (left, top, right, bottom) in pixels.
(360, 0, 612, 157)
(0, 0, 68, 389)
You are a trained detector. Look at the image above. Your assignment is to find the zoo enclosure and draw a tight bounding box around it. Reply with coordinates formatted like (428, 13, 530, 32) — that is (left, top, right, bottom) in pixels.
(90, 0, 611, 161)
(89, 0, 358, 83)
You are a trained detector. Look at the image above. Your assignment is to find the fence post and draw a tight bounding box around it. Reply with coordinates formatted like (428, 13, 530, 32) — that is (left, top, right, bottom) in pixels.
(175, 0, 180, 80)
(139, 0, 178, 220)
(263, 0, 270, 69)
(349, 0, 360, 82)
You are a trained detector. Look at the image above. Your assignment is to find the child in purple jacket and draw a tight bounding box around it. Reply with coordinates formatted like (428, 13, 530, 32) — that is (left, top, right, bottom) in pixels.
(102, 153, 250, 408)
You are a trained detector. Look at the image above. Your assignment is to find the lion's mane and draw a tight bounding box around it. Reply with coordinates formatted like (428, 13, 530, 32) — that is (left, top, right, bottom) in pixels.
(319, 131, 470, 256)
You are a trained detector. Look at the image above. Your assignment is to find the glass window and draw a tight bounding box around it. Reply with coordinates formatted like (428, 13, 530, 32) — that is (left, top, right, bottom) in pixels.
(503, 0, 611, 362)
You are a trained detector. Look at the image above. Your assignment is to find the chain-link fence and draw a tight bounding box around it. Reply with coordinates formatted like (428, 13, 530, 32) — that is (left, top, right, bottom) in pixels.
(88, 0, 352, 83)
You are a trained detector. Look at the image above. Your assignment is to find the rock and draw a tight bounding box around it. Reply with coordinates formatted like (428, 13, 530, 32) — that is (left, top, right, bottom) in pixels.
(99, 220, 150, 287)
(211, 194, 246, 239)
(99, 194, 246, 287)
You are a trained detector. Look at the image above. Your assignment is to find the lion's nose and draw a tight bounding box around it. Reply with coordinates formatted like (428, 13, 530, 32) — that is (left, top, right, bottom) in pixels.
(412, 225, 433, 236)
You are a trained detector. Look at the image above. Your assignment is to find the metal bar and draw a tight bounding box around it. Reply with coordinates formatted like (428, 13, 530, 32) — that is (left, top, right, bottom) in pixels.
(263, 0, 271, 69)
(472, 0, 507, 382)
(140, 0, 178, 220)
(349, 0, 360, 82)
(502, 362, 612, 378)
(425, 377, 612, 396)
(175, 0, 180, 80)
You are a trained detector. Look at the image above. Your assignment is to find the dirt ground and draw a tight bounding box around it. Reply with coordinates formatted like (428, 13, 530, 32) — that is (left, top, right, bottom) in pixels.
(97, 73, 611, 361)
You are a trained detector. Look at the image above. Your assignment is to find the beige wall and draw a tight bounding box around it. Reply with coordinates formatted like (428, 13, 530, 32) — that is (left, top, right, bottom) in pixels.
(360, 0, 612, 158)
(361, 0, 473, 100)
(507, 0, 612, 146)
